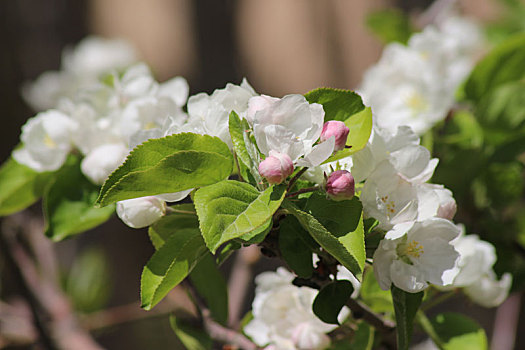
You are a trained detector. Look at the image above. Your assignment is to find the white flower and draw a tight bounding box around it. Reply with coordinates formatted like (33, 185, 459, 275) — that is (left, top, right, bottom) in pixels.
(373, 218, 460, 293)
(184, 79, 257, 146)
(416, 184, 456, 221)
(450, 232, 512, 307)
(80, 143, 129, 185)
(244, 268, 346, 350)
(351, 126, 437, 184)
(359, 44, 450, 135)
(23, 36, 138, 111)
(116, 196, 166, 228)
(463, 272, 512, 308)
(13, 110, 77, 172)
(251, 94, 335, 168)
(361, 161, 419, 230)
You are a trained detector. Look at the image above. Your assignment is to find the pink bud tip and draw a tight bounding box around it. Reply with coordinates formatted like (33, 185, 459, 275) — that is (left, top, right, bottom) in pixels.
(258, 151, 294, 184)
(320, 121, 350, 152)
(325, 170, 355, 201)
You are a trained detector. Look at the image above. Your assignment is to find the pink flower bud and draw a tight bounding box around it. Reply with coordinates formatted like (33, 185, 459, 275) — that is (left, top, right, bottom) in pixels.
(325, 170, 355, 201)
(259, 151, 294, 184)
(320, 121, 349, 151)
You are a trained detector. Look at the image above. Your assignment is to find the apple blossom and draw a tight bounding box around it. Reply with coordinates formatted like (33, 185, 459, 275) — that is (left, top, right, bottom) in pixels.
(244, 268, 347, 349)
(325, 170, 355, 201)
(448, 232, 512, 307)
(373, 218, 460, 293)
(13, 110, 78, 172)
(320, 120, 349, 151)
(80, 143, 129, 185)
(361, 161, 419, 230)
(116, 196, 166, 228)
(258, 151, 294, 185)
(184, 79, 257, 147)
(23, 36, 138, 111)
(351, 126, 438, 183)
(463, 272, 512, 308)
(416, 184, 457, 221)
(251, 94, 335, 168)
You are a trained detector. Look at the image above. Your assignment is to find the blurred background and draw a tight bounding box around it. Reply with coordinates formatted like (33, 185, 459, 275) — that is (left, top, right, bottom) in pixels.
(0, 0, 516, 349)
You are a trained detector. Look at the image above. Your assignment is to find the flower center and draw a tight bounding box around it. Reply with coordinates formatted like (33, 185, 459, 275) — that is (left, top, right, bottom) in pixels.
(381, 195, 396, 216)
(405, 240, 424, 258)
(44, 134, 57, 148)
(405, 92, 428, 115)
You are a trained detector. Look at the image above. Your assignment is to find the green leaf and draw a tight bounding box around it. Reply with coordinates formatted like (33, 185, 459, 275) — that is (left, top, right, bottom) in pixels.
(194, 181, 286, 253)
(65, 247, 112, 313)
(237, 218, 272, 244)
(169, 315, 212, 350)
(229, 111, 263, 185)
(313, 280, 353, 325)
(279, 215, 315, 278)
(391, 285, 424, 350)
(44, 156, 114, 241)
(148, 204, 199, 250)
(141, 228, 208, 310)
(189, 253, 228, 325)
(329, 321, 374, 350)
(323, 107, 373, 162)
(366, 9, 414, 44)
(304, 88, 365, 122)
(441, 110, 484, 149)
(429, 313, 488, 350)
(97, 133, 233, 206)
(465, 33, 525, 102)
(360, 266, 393, 314)
(476, 81, 525, 131)
(0, 157, 54, 216)
(282, 197, 365, 276)
(305, 193, 365, 274)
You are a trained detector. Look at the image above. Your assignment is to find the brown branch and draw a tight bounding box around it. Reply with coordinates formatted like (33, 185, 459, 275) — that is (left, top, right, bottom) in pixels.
(285, 185, 320, 198)
(1, 212, 103, 350)
(184, 281, 260, 350)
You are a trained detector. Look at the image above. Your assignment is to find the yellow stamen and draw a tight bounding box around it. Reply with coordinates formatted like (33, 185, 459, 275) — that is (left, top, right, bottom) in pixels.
(405, 240, 424, 258)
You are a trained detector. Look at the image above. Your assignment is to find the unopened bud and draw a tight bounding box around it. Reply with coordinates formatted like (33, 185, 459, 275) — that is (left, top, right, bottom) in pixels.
(258, 151, 294, 184)
(116, 196, 166, 228)
(320, 121, 349, 151)
(325, 170, 355, 201)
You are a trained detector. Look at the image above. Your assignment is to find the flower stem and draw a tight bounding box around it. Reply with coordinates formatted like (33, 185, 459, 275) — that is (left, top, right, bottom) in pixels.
(285, 185, 320, 198)
(287, 167, 308, 191)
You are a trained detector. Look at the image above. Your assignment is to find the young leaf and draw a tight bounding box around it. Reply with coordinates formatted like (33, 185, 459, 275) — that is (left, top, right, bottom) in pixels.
(44, 156, 114, 241)
(279, 215, 315, 278)
(304, 88, 365, 122)
(97, 133, 233, 206)
(323, 107, 373, 162)
(0, 157, 54, 216)
(148, 203, 199, 250)
(313, 280, 353, 325)
(306, 193, 365, 273)
(141, 228, 208, 310)
(189, 253, 228, 325)
(282, 198, 365, 276)
(229, 111, 263, 185)
(366, 9, 414, 44)
(465, 33, 525, 102)
(391, 285, 424, 350)
(169, 315, 212, 350)
(429, 312, 488, 350)
(194, 181, 286, 253)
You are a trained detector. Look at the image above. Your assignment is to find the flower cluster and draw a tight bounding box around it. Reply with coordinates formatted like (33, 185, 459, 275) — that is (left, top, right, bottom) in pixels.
(359, 13, 483, 134)
(9, 16, 513, 349)
(244, 268, 349, 350)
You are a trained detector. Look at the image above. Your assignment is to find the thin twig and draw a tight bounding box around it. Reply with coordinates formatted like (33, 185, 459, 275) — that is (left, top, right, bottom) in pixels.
(184, 281, 260, 350)
(1, 212, 103, 350)
(287, 167, 308, 191)
(285, 185, 320, 198)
